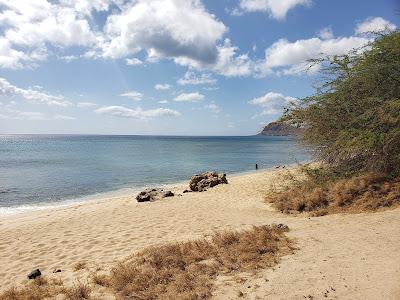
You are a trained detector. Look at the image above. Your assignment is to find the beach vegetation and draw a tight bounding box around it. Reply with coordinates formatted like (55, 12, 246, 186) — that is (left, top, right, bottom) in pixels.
(284, 31, 400, 176)
(267, 167, 400, 216)
(104, 224, 293, 299)
(0, 225, 293, 300)
(266, 31, 400, 215)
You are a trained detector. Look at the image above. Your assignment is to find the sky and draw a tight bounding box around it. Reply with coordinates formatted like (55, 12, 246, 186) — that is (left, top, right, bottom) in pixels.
(0, 0, 398, 135)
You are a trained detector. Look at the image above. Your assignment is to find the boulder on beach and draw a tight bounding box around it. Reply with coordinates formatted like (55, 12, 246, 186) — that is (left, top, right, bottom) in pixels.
(136, 188, 174, 202)
(28, 269, 41, 279)
(189, 172, 228, 192)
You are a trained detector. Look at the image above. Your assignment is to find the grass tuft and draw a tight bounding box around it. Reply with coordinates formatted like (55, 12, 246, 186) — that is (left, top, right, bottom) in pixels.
(105, 225, 293, 300)
(266, 168, 400, 215)
(61, 281, 92, 300)
(0, 225, 293, 300)
(73, 262, 87, 272)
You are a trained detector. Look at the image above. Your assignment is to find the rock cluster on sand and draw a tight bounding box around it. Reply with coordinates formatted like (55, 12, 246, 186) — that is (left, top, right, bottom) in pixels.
(189, 172, 228, 192)
(136, 188, 174, 202)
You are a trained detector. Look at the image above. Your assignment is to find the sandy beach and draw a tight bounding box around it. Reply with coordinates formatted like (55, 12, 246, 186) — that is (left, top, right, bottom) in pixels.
(1, 168, 399, 299)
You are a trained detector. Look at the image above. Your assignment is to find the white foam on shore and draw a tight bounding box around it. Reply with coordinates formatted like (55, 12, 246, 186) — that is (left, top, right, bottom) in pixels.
(0, 164, 300, 217)
(0, 179, 189, 217)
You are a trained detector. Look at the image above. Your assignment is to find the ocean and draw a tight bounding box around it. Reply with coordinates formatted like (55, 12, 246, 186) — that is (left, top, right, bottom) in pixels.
(0, 134, 310, 214)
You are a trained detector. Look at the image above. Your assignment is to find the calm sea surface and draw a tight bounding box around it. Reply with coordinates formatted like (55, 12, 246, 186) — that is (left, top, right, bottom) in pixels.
(0, 135, 310, 214)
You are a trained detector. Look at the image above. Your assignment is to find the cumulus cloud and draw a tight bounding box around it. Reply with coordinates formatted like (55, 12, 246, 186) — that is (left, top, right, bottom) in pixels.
(126, 57, 143, 66)
(174, 39, 254, 77)
(0, 38, 31, 69)
(236, 0, 311, 20)
(158, 100, 169, 104)
(95, 105, 181, 119)
(260, 35, 370, 76)
(59, 0, 116, 16)
(355, 17, 397, 35)
(249, 92, 296, 115)
(204, 102, 221, 113)
(318, 27, 334, 40)
(0, 77, 72, 107)
(258, 17, 397, 76)
(173, 92, 205, 102)
(100, 0, 226, 64)
(154, 84, 171, 90)
(213, 39, 254, 76)
(120, 90, 143, 101)
(0, 0, 102, 68)
(177, 71, 217, 85)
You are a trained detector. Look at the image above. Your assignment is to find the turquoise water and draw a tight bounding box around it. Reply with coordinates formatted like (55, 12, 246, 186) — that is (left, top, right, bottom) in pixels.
(0, 135, 310, 213)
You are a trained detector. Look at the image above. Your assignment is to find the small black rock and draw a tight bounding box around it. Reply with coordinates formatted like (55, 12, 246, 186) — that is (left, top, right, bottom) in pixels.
(52, 269, 62, 273)
(28, 269, 41, 279)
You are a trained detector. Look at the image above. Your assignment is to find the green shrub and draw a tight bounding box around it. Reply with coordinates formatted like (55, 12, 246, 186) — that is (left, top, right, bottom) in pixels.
(285, 31, 400, 176)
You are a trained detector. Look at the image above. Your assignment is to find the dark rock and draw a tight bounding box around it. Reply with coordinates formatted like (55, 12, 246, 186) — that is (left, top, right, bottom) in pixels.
(162, 190, 174, 197)
(183, 189, 191, 193)
(276, 223, 289, 231)
(136, 188, 174, 202)
(189, 172, 228, 192)
(52, 269, 61, 273)
(28, 269, 41, 279)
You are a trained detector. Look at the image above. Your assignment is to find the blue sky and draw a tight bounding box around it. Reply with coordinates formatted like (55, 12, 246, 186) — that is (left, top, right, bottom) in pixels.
(0, 0, 398, 135)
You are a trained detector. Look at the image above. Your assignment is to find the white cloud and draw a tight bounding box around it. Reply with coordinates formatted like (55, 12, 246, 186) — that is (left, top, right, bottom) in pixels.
(95, 105, 181, 119)
(154, 84, 171, 90)
(173, 39, 254, 77)
(0, 0, 101, 68)
(1, 4, 97, 48)
(120, 90, 143, 101)
(260, 35, 370, 76)
(126, 57, 143, 66)
(204, 102, 221, 113)
(355, 17, 397, 35)
(59, 0, 115, 16)
(0, 77, 72, 107)
(173, 92, 205, 102)
(213, 39, 254, 77)
(177, 71, 217, 85)
(158, 100, 169, 104)
(237, 0, 311, 20)
(249, 92, 296, 115)
(77, 102, 98, 108)
(100, 0, 226, 64)
(0, 38, 28, 69)
(318, 27, 333, 40)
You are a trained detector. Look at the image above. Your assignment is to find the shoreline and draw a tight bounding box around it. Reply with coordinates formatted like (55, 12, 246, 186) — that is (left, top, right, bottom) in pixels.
(0, 164, 294, 218)
(0, 167, 399, 299)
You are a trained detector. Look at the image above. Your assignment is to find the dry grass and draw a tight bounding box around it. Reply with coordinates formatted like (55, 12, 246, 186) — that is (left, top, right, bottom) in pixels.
(266, 172, 400, 216)
(90, 272, 109, 287)
(0, 225, 293, 300)
(0, 277, 55, 300)
(61, 281, 92, 300)
(104, 224, 294, 300)
(0, 279, 92, 300)
(73, 261, 87, 272)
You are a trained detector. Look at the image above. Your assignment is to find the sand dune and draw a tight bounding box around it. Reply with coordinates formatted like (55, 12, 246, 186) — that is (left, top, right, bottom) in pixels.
(1, 168, 399, 299)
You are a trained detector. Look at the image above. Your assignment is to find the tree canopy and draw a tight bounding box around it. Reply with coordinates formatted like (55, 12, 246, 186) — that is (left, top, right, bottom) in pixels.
(285, 31, 400, 176)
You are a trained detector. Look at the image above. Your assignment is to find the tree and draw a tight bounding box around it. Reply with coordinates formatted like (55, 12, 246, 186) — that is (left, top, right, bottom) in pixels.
(284, 31, 400, 176)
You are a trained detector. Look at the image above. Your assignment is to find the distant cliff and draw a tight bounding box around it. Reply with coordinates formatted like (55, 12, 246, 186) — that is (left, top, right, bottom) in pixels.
(258, 121, 303, 136)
